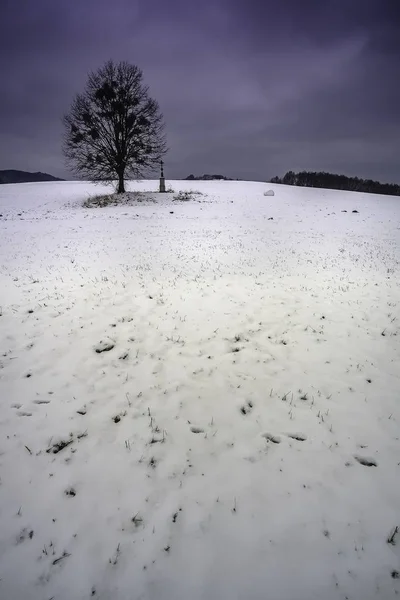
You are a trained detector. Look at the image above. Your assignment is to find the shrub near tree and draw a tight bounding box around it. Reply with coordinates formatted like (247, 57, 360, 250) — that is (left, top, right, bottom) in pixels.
(63, 60, 167, 193)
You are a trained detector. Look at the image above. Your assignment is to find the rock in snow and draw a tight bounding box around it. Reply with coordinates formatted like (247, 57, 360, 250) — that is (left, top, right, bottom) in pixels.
(94, 338, 115, 353)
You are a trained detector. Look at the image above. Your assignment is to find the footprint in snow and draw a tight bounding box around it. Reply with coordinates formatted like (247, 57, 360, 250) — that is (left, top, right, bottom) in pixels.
(16, 528, 34, 544)
(12, 403, 22, 409)
(354, 455, 378, 467)
(240, 400, 254, 415)
(286, 432, 307, 442)
(262, 433, 281, 444)
(33, 399, 51, 405)
(190, 426, 204, 434)
(16, 411, 33, 417)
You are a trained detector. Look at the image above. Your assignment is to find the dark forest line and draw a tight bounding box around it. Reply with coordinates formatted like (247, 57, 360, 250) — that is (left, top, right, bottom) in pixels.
(270, 171, 400, 196)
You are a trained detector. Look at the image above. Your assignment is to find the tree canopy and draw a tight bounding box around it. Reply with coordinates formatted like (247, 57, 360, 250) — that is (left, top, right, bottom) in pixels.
(63, 61, 167, 193)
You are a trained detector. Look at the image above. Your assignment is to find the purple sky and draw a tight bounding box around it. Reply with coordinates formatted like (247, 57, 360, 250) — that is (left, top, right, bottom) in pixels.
(1, 0, 399, 181)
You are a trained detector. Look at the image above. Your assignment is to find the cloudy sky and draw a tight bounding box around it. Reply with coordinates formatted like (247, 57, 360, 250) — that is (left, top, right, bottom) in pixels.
(1, 0, 399, 182)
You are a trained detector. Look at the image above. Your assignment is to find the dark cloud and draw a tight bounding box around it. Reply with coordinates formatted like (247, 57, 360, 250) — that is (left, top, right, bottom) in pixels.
(1, 0, 399, 182)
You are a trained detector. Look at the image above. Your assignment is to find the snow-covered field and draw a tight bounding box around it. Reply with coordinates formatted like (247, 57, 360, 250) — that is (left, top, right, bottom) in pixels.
(1, 179, 400, 600)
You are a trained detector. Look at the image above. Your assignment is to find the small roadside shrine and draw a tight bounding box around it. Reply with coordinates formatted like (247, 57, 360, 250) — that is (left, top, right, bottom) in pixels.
(159, 160, 165, 192)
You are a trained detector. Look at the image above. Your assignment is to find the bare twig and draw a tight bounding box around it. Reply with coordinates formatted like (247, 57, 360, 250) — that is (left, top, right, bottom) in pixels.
(388, 526, 399, 545)
(52, 551, 71, 566)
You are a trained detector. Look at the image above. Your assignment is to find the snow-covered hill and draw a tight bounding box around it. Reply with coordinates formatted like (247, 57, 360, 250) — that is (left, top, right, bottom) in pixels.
(0, 180, 400, 600)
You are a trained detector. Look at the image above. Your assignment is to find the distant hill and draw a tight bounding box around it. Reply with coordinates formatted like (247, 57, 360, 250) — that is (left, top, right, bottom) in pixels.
(270, 171, 400, 196)
(185, 174, 234, 181)
(0, 170, 64, 184)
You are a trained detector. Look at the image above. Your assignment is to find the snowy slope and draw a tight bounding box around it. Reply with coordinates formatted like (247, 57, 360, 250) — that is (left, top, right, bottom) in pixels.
(0, 180, 400, 600)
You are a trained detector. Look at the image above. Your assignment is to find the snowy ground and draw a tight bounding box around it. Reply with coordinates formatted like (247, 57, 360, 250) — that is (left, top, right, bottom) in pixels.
(0, 179, 400, 600)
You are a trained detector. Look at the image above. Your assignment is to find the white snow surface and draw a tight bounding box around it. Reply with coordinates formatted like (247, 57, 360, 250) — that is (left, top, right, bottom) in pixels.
(0, 179, 400, 600)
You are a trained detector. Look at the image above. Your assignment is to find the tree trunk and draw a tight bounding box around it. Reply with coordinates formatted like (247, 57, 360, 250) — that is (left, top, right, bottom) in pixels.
(117, 171, 125, 194)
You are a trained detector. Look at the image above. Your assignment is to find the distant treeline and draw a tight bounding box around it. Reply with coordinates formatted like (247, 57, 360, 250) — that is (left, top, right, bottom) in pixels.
(185, 174, 235, 181)
(0, 170, 64, 184)
(270, 171, 400, 196)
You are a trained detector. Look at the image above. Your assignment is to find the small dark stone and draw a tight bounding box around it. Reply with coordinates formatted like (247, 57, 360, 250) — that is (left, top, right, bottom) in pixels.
(113, 415, 121, 423)
(94, 339, 115, 353)
(391, 570, 399, 579)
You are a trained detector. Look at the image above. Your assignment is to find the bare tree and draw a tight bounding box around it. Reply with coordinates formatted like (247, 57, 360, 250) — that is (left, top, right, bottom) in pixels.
(63, 61, 167, 193)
